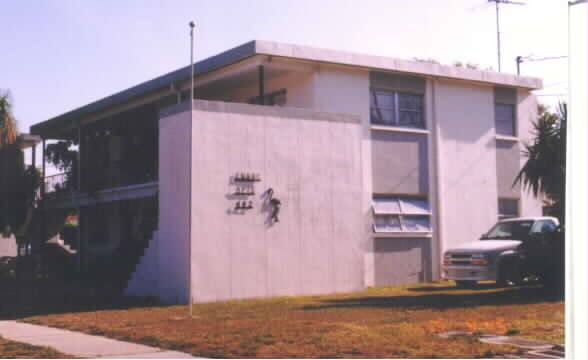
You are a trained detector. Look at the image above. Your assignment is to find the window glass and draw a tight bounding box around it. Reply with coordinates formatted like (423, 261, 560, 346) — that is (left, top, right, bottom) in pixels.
(373, 198, 401, 214)
(484, 220, 533, 240)
(495, 103, 515, 136)
(402, 215, 431, 232)
(530, 220, 557, 234)
(374, 215, 402, 232)
(398, 93, 422, 111)
(399, 198, 430, 214)
(498, 198, 519, 219)
(370, 90, 425, 129)
(370, 91, 395, 109)
(370, 108, 395, 125)
(373, 196, 431, 233)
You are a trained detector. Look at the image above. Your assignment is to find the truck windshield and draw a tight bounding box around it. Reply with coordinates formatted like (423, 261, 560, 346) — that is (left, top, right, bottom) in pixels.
(483, 220, 534, 240)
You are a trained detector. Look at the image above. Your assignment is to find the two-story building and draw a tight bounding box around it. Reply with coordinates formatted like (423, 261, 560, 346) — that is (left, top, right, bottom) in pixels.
(30, 40, 543, 304)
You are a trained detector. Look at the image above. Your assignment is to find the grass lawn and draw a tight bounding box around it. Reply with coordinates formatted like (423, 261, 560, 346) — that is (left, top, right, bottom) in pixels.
(21, 282, 563, 358)
(0, 336, 74, 358)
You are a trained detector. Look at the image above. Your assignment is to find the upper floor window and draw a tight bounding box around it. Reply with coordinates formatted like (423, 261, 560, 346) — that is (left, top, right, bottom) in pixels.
(495, 103, 516, 136)
(372, 196, 431, 233)
(494, 87, 517, 137)
(370, 90, 425, 129)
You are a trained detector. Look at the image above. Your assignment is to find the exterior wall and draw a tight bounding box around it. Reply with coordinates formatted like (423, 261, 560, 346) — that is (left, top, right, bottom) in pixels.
(158, 109, 191, 304)
(371, 131, 429, 195)
(517, 90, 543, 216)
(158, 100, 363, 304)
(310, 65, 375, 287)
(435, 79, 499, 252)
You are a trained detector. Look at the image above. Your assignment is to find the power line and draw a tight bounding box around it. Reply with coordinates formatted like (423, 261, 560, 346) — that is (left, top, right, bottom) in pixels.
(516, 55, 568, 75)
(544, 81, 568, 88)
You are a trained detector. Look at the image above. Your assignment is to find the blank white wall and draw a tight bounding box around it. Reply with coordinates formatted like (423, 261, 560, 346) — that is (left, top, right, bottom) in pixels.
(436, 80, 499, 252)
(187, 101, 363, 303)
(158, 110, 191, 304)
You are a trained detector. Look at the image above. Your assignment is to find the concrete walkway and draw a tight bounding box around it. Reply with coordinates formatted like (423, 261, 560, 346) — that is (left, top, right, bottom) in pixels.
(0, 321, 195, 358)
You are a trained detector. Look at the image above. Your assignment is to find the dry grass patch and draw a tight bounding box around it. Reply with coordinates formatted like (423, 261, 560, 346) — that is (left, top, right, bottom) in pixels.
(0, 336, 74, 358)
(22, 282, 564, 358)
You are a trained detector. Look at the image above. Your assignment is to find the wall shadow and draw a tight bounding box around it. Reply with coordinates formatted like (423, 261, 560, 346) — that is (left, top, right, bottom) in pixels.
(0, 278, 170, 320)
(299, 285, 563, 312)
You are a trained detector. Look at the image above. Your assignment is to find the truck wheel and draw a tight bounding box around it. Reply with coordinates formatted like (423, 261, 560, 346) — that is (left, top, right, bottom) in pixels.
(456, 280, 477, 288)
(497, 259, 522, 287)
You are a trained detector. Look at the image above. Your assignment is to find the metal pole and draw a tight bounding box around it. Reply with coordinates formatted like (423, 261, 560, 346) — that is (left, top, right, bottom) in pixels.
(516, 56, 522, 75)
(188, 20, 195, 317)
(30, 143, 36, 257)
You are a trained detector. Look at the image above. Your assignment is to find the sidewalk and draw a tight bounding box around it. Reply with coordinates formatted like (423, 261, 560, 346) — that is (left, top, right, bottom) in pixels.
(0, 321, 195, 358)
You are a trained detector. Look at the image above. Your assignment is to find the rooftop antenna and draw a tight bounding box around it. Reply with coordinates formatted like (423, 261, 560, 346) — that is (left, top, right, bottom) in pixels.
(488, 0, 525, 72)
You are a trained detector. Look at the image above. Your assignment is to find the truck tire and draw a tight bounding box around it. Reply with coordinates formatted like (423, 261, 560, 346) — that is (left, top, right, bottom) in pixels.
(456, 280, 477, 288)
(497, 258, 522, 287)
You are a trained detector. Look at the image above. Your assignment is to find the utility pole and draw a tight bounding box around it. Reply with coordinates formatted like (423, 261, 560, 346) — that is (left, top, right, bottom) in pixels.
(488, 0, 525, 72)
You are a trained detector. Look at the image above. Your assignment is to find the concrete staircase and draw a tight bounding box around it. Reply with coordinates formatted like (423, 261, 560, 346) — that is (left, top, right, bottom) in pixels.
(124, 231, 159, 297)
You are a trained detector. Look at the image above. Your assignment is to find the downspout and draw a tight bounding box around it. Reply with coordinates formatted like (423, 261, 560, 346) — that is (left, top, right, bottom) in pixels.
(258, 65, 265, 105)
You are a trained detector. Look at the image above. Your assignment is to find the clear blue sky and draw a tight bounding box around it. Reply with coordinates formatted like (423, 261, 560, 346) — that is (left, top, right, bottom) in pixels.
(2, 0, 569, 134)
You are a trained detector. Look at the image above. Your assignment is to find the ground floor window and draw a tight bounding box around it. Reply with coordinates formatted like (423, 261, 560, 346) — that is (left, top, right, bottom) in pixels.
(372, 196, 431, 233)
(498, 198, 519, 219)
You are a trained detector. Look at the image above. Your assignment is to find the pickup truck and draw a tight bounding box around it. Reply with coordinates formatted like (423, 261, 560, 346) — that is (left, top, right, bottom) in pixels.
(442, 216, 563, 288)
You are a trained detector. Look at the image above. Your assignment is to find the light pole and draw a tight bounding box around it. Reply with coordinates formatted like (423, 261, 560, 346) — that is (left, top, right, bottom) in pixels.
(188, 20, 195, 317)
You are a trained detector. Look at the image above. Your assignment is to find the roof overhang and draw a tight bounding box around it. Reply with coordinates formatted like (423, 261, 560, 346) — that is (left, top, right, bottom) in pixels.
(31, 40, 543, 138)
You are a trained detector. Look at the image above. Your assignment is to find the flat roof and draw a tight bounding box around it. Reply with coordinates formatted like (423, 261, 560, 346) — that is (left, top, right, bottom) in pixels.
(31, 40, 543, 136)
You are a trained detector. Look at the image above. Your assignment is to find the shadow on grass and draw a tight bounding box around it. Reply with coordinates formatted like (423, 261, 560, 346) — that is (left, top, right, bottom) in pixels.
(300, 285, 563, 312)
(406, 283, 499, 292)
(0, 277, 169, 320)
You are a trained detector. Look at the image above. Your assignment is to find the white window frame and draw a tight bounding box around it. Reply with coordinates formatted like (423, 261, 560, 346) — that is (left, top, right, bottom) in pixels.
(372, 196, 432, 234)
(370, 89, 425, 130)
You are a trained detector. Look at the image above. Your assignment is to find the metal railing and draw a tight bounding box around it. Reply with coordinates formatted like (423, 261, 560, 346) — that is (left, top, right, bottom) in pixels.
(43, 173, 69, 194)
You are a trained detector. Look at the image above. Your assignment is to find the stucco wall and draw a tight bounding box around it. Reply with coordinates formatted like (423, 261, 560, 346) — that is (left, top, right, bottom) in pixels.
(159, 100, 363, 304)
(310, 64, 376, 287)
(158, 109, 191, 304)
(435, 80, 499, 251)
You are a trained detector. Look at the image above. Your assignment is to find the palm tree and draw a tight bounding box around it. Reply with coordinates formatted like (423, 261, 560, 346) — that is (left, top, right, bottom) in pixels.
(0, 90, 18, 147)
(0, 91, 27, 234)
(513, 102, 566, 224)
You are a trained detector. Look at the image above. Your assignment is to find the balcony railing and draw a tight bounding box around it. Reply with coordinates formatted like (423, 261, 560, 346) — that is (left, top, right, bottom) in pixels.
(44, 173, 71, 194)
